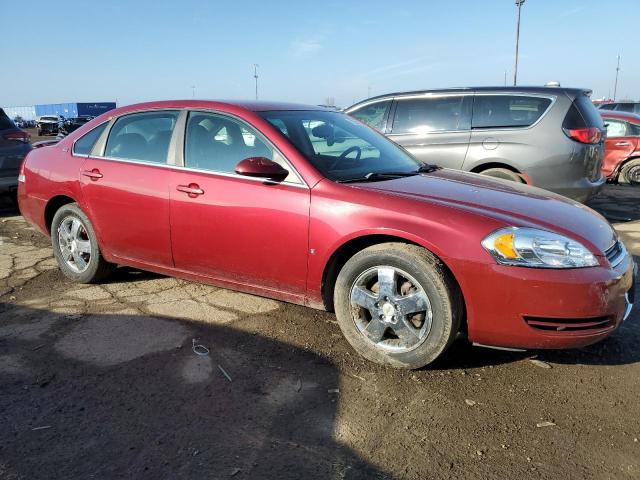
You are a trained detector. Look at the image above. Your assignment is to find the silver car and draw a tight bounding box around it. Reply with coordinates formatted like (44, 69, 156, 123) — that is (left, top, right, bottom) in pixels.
(346, 87, 605, 202)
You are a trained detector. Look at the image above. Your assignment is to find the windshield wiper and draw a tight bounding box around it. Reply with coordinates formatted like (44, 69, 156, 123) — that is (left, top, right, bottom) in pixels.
(417, 163, 441, 173)
(336, 164, 441, 184)
(336, 171, 419, 184)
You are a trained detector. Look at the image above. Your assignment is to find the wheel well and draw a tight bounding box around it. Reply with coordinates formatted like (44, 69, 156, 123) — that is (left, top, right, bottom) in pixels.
(44, 195, 76, 233)
(470, 162, 521, 175)
(320, 234, 465, 320)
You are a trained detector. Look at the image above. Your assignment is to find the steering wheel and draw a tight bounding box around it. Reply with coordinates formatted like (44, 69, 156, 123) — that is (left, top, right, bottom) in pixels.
(330, 146, 362, 170)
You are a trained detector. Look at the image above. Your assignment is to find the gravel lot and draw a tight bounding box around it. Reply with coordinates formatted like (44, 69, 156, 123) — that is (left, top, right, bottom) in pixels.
(0, 186, 638, 479)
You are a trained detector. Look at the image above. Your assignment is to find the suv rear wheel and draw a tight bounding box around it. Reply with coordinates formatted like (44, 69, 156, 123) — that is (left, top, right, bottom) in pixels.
(479, 167, 524, 183)
(51, 203, 115, 283)
(334, 243, 462, 369)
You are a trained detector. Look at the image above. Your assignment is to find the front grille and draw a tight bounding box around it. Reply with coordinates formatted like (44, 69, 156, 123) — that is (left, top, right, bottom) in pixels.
(524, 316, 613, 332)
(605, 240, 626, 268)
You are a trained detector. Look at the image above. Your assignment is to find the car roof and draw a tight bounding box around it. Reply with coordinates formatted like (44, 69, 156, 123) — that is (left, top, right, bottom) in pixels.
(599, 110, 640, 124)
(105, 100, 330, 117)
(346, 86, 590, 109)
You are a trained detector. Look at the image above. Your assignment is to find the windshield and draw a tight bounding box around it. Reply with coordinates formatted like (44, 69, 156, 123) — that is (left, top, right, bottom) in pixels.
(258, 110, 421, 182)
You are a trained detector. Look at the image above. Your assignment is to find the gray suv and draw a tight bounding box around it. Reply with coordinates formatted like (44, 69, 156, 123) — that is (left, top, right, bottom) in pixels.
(346, 87, 605, 202)
(0, 108, 31, 198)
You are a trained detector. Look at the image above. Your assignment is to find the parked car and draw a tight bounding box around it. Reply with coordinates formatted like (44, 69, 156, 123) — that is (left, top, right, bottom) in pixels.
(58, 116, 94, 137)
(599, 101, 640, 115)
(346, 87, 606, 202)
(0, 108, 31, 197)
(600, 111, 640, 184)
(37, 115, 62, 136)
(18, 100, 636, 369)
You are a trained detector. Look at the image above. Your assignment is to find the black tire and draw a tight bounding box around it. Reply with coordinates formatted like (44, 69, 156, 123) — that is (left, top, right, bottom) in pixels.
(619, 159, 640, 185)
(51, 203, 115, 283)
(334, 243, 462, 369)
(479, 167, 524, 183)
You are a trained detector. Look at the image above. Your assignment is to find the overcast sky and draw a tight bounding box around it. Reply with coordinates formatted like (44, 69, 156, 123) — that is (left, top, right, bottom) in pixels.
(1, 0, 638, 108)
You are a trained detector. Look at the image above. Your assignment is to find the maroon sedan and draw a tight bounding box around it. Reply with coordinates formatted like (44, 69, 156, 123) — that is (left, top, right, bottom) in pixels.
(601, 111, 640, 184)
(17, 100, 636, 369)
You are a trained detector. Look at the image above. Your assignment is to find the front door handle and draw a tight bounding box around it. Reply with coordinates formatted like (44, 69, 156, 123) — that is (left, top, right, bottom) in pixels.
(176, 183, 204, 197)
(615, 141, 631, 147)
(82, 168, 103, 180)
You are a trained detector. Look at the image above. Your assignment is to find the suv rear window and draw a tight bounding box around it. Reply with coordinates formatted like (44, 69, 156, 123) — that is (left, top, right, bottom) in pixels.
(472, 95, 552, 129)
(0, 110, 15, 130)
(563, 94, 604, 129)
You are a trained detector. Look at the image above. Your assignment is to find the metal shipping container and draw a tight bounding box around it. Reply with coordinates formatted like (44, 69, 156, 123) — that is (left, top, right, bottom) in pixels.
(34, 102, 116, 119)
(77, 102, 117, 116)
(1, 105, 37, 121)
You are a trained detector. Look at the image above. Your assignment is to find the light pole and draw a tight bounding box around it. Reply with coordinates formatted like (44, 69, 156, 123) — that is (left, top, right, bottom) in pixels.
(253, 64, 259, 100)
(613, 54, 621, 101)
(191, 85, 195, 98)
(513, 0, 525, 86)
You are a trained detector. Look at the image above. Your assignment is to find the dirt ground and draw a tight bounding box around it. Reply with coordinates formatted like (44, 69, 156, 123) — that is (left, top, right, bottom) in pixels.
(0, 185, 639, 480)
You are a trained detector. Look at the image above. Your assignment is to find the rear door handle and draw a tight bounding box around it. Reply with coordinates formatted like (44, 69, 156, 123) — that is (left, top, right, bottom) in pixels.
(615, 141, 631, 147)
(176, 183, 204, 196)
(82, 169, 103, 180)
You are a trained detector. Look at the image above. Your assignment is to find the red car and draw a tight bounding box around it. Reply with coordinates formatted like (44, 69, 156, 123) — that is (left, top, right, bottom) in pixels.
(17, 100, 636, 369)
(601, 111, 640, 184)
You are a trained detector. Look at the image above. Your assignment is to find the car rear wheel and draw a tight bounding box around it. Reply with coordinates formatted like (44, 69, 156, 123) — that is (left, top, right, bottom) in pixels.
(334, 243, 462, 369)
(479, 167, 524, 183)
(51, 203, 115, 283)
(619, 159, 640, 185)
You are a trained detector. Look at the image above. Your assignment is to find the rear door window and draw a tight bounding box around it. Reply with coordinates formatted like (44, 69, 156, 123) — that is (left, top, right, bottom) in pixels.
(472, 95, 552, 129)
(391, 96, 471, 134)
(349, 100, 391, 131)
(104, 111, 179, 163)
(73, 122, 109, 155)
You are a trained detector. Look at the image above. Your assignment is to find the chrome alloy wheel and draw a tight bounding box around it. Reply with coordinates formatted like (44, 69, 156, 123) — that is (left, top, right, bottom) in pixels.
(349, 266, 433, 352)
(57, 216, 92, 274)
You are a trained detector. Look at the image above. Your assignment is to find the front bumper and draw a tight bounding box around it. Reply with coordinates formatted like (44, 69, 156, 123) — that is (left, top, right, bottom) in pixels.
(453, 253, 636, 350)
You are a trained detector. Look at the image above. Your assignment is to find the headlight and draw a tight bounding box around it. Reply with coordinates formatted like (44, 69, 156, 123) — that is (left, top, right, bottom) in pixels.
(481, 227, 598, 268)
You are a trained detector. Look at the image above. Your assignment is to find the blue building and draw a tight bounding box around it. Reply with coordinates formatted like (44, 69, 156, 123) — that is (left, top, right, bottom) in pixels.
(34, 102, 116, 119)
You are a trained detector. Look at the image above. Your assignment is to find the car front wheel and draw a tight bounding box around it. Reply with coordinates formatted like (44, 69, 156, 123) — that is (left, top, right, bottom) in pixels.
(51, 203, 115, 283)
(334, 243, 462, 369)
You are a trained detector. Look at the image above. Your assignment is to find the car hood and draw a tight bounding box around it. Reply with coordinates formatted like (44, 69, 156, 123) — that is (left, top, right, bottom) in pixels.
(352, 169, 616, 254)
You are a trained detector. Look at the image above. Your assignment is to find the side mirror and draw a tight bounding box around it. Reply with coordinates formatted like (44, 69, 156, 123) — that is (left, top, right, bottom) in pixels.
(235, 157, 289, 182)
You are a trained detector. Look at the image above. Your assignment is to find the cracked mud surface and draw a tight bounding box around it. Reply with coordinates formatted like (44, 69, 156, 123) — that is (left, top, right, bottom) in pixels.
(1, 186, 639, 479)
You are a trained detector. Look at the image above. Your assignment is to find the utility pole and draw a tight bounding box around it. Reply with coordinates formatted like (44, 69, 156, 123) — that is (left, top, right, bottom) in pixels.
(367, 85, 372, 98)
(613, 55, 621, 101)
(253, 64, 259, 100)
(513, 0, 525, 86)
(191, 85, 195, 99)
(504, 70, 507, 87)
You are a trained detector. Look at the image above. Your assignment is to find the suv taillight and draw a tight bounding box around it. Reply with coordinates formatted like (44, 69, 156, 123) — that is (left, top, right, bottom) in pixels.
(563, 127, 602, 144)
(3, 131, 30, 143)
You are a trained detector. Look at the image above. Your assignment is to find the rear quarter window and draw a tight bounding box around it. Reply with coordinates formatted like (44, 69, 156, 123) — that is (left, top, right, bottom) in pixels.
(73, 122, 109, 156)
(472, 95, 552, 129)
